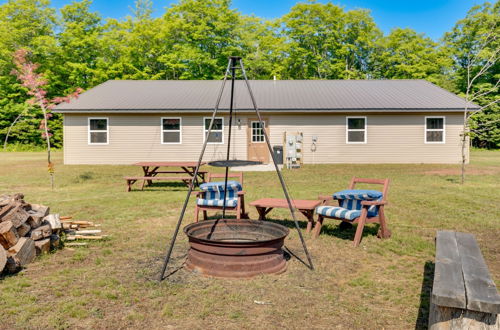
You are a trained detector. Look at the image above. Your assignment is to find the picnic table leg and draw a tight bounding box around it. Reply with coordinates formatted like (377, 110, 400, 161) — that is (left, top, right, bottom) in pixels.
(300, 209, 315, 233)
(256, 207, 267, 220)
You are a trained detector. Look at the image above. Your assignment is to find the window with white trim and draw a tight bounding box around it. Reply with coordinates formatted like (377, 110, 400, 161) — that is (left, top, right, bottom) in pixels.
(425, 117, 445, 143)
(346, 117, 367, 143)
(88, 118, 108, 144)
(251, 121, 265, 143)
(161, 117, 181, 144)
(204, 117, 223, 144)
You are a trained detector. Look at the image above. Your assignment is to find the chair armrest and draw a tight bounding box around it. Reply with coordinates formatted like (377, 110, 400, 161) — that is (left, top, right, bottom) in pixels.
(318, 195, 333, 201)
(192, 191, 203, 197)
(237, 190, 245, 195)
(361, 200, 388, 206)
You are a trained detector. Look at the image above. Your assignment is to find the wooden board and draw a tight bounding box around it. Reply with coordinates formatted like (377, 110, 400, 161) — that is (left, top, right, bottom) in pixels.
(0, 221, 19, 249)
(429, 303, 500, 330)
(431, 231, 466, 309)
(456, 232, 500, 314)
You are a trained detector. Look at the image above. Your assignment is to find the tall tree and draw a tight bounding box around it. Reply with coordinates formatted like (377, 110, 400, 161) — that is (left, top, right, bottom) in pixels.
(444, 1, 499, 182)
(444, 1, 499, 150)
(159, 0, 245, 79)
(0, 0, 57, 148)
(374, 28, 449, 82)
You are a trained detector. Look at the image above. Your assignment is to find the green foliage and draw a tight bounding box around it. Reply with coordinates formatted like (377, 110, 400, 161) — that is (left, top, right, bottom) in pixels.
(444, 1, 500, 148)
(0, 0, 498, 148)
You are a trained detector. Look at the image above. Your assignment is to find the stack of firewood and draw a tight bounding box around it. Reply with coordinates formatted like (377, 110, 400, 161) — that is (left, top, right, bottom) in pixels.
(0, 193, 61, 273)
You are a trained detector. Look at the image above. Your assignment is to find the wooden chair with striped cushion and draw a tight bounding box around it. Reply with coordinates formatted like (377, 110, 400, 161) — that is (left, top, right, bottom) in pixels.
(314, 177, 391, 247)
(194, 172, 248, 221)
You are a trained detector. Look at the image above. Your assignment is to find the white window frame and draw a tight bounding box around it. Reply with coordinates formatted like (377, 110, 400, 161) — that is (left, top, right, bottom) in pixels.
(250, 120, 266, 144)
(346, 116, 367, 144)
(161, 117, 182, 144)
(425, 116, 446, 144)
(203, 117, 224, 144)
(88, 117, 109, 145)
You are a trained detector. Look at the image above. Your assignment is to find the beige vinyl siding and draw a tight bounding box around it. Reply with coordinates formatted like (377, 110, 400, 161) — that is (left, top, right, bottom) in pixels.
(62, 112, 465, 165)
(268, 113, 464, 164)
(63, 114, 247, 165)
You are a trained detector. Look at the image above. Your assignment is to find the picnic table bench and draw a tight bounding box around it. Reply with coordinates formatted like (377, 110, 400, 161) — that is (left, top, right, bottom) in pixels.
(429, 230, 500, 329)
(249, 198, 321, 233)
(125, 162, 207, 191)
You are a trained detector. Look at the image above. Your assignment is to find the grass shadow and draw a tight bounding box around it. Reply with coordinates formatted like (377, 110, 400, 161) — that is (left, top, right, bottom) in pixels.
(415, 261, 435, 329)
(319, 221, 379, 241)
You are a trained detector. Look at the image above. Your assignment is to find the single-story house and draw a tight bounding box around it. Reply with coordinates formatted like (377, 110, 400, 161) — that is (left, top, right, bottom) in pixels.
(54, 79, 478, 165)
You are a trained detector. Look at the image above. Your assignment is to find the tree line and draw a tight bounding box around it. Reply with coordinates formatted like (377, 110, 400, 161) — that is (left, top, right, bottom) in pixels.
(0, 0, 498, 149)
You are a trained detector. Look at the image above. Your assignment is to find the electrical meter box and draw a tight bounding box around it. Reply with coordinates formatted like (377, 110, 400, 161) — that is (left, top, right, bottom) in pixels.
(283, 132, 303, 169)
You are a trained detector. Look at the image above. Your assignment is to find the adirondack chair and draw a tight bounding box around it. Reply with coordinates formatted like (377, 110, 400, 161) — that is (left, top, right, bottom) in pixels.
(314, 177, 391, 247)
(194, 172, 248, 221)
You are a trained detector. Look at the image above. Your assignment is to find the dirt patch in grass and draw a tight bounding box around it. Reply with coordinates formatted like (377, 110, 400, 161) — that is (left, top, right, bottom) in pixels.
(423, 166, 500, 176)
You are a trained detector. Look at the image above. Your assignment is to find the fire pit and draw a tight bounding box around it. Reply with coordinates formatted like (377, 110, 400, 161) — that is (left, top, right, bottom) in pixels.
(184, 219, 289, 278)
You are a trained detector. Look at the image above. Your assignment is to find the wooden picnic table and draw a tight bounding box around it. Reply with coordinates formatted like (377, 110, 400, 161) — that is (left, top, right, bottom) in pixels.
(131, 161, 207, 190)
(249, 198, 322, 233)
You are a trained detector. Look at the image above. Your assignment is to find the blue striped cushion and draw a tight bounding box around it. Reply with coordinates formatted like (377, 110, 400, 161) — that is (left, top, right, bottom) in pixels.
(333, 189, 383, 217)
(316, 206, 361, 220)
(199, 181, 242, 192)
(197, 198, 238, 207)
(333, 189, 382, 201)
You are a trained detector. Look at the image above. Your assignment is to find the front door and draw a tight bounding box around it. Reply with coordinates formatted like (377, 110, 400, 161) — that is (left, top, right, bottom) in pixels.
(247, 118, 270, 164)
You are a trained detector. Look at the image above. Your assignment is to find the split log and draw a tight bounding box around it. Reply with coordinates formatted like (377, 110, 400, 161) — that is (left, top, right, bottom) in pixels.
(34, 238, 50, 255)
(0, 202, 17, 220)
(30, 225, 52, 241)
(17, 222, 31, 237)
(6, 237, 35, 272)
(29, 204, 50, 217)
(0, 247, 6, 272)
(27, 211, 45, 229)
(0, 221, 19, 249)
(60, 216, 73, 220)
(50, 234, 60, 248)
(2, 205, 29, 228)
(44, 214, 61, 230)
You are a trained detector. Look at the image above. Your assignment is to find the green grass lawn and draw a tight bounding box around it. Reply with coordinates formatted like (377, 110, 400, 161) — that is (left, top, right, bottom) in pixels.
(0, 150, 499, 329)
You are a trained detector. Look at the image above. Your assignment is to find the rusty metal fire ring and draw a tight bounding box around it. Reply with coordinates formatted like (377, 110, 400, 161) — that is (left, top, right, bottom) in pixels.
(184, 219, 289, 278)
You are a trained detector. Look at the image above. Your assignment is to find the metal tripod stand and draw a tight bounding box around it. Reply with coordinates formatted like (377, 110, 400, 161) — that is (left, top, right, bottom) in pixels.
(159, 56, 314, 281)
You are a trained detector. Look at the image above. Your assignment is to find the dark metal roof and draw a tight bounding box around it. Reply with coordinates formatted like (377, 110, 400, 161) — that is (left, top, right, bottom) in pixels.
(55, 79, 478, 113)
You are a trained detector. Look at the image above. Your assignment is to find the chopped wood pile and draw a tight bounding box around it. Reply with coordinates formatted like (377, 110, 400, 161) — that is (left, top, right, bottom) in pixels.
(0, 193, 105, 273)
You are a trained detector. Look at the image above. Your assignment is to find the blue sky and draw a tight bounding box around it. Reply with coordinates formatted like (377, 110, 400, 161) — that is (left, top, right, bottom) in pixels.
(15, 0, 486, 40)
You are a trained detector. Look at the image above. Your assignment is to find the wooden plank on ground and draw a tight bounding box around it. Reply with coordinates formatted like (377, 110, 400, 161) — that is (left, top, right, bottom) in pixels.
(0, 221, 19, 249)
(456, 232, 500, 314)
(432, 231, 466, 309)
